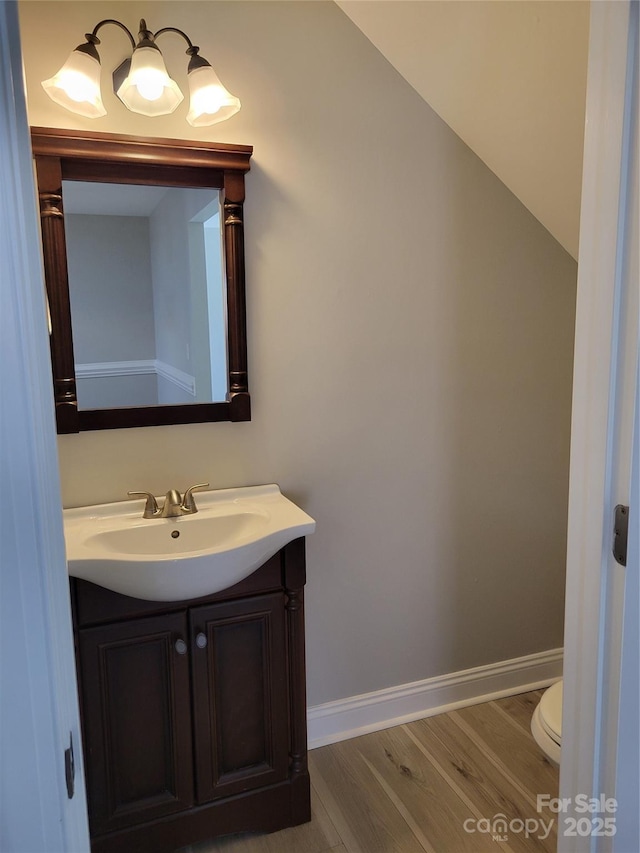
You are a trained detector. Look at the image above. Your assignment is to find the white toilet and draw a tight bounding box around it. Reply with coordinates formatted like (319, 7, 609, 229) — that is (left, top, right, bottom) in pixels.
(531, 680, 563, 766)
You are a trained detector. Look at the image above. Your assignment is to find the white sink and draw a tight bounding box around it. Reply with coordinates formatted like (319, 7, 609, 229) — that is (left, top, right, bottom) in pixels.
(64, 485, 316, 601)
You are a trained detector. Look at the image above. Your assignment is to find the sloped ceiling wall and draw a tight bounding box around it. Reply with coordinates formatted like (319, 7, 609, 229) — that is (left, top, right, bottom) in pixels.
(336, 0, 590, 259)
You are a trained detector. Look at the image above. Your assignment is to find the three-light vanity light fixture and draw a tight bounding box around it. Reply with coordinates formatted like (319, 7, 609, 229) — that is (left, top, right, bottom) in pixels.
(41, 18, 241, 126)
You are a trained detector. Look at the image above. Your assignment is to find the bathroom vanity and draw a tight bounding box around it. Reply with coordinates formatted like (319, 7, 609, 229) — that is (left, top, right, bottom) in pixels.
(70, 538, 310, 853)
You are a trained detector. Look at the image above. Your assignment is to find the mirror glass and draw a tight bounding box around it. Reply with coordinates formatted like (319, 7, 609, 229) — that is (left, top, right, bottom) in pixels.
(62, 180, 228, 410)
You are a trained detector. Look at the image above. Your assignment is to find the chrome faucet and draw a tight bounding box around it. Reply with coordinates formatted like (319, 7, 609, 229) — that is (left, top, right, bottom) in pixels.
(128, 483, 209, 519)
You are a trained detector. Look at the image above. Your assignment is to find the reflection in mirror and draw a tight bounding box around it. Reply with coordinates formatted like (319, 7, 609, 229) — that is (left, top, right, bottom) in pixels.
(63, 181, 228, 410)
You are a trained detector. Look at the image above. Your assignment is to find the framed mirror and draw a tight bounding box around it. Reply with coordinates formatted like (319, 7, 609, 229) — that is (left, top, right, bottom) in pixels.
(31, 127, 252, 433)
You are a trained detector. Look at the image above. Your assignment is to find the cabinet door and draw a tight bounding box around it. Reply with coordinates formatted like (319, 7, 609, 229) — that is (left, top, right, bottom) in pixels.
(78, 612, 194, 836)
(191, 593, 289, 803)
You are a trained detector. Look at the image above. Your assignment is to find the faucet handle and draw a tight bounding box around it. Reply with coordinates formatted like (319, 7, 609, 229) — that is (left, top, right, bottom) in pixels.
(127, 490, 159, 518)
(182, 483, 209, 513)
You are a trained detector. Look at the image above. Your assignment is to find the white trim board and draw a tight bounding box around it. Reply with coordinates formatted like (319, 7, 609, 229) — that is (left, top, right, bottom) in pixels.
(75, 359, 156, 378)
(0, 2, 90, 847)
(76, 359, 196, 396)
(558, 5, 638, 849)
(154, 359, 196, 396)
(307, 647, 563, 749)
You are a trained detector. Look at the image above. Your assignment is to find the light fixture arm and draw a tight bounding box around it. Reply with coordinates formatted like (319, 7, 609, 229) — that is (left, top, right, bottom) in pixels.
(152, 26, 212, 72)
(153, 26, 195, 49)
(88, 19, 136, 51)
(69, 20, 135, 64)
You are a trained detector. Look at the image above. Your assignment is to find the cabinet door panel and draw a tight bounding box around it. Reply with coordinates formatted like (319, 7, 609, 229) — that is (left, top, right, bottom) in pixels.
(191, 593, 288, 802)
(78, 612, 194, 836)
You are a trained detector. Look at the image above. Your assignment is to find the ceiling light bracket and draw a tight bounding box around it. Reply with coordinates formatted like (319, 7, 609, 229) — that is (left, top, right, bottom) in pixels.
(134, 19, 162, 53)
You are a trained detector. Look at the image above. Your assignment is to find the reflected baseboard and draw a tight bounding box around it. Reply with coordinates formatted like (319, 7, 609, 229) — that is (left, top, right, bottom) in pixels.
(76, 358, 195, 396)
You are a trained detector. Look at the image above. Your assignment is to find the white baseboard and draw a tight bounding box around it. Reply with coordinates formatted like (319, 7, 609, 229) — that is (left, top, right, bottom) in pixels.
(75, 358, 196, 396)
(75, 359, 156, 378)
(307, 647, 563, 749)
(155, 359, 196, 396)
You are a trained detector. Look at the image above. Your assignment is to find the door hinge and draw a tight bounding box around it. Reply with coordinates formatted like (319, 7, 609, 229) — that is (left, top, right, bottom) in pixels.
(64, 731, 75, 799)
(613, 504, 629, 566)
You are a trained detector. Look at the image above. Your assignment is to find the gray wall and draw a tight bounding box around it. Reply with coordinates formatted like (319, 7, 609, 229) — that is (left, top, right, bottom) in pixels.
(20, 1, 576, 707)
(65, 212, 158, 408)
(65, 214, 156, 363)
(148, 187, 219, 403)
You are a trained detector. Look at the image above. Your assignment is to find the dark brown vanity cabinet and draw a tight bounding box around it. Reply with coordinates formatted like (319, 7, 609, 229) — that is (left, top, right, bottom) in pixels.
(71, 540, 310, 853)
(77, 611, 195, 835)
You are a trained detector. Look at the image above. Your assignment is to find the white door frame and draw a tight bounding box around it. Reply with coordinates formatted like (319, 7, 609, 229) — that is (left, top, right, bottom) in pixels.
(559, 1, 639, 850)
(0, 2, 89, 850)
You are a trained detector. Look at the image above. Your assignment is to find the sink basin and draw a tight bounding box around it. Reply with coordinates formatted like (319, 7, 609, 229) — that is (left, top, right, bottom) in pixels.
(64, 485, 316, 601)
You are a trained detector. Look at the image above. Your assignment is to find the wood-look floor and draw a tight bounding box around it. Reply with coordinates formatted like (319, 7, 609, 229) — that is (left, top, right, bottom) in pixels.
(187, 690, 559, 853)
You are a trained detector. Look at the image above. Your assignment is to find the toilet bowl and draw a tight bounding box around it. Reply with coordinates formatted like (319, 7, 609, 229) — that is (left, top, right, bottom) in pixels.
(531, 680, 562, 767)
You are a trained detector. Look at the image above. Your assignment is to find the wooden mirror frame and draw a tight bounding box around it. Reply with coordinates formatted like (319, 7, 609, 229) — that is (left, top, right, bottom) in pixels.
(31, 127, 252, 433)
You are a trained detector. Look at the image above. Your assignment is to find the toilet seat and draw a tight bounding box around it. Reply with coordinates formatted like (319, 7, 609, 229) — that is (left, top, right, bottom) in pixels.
(531, 680, 562, 766)
(539, 680, 562, 743)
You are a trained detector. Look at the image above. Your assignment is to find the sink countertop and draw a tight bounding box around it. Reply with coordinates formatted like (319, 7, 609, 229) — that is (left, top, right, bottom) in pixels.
(64, 484, 316, 601)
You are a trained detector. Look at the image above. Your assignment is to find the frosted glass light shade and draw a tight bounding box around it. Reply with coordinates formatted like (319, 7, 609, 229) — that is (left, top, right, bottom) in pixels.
(41, 50, 106, 118)
(116, 46, 183, 116)
(186, 65, 241, 127)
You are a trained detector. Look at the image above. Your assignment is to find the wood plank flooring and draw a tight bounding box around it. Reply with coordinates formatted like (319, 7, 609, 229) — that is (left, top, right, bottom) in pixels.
(188, 690, 559, 853)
